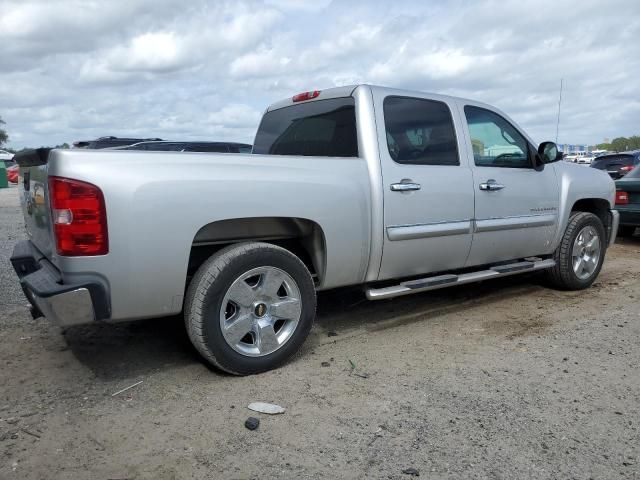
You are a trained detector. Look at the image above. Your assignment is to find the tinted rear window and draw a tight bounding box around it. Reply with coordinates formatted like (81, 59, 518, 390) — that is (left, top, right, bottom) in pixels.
(253, 98, 358, 157)
(591, 154, 634, 169)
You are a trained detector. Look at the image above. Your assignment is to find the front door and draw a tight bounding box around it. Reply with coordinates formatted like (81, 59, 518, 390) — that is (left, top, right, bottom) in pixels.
(375, 92, 475, 281)
(460, 103, 560, 267)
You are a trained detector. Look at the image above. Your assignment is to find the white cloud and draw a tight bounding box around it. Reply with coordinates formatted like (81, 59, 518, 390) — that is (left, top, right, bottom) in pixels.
(230, 49, 292, 77)
(1, 0, 639, 148)
(264, 0, 331, 11)
(207, 105, 262, 128)
(114, 32, 185, 72)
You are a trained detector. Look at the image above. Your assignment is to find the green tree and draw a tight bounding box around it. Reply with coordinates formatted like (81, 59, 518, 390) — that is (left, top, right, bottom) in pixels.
(611, 137, 630, 152)
(628, 136, 640, 150)
(0, 116, 8, 147)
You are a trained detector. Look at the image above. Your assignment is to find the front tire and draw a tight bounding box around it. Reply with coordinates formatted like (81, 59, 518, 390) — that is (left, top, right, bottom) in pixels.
(545, 212, 606, 290)
(185, 242, 316, 375)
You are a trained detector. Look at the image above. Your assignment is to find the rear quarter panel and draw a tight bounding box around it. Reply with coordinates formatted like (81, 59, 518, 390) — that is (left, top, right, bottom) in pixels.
(47, 149, 372, 321)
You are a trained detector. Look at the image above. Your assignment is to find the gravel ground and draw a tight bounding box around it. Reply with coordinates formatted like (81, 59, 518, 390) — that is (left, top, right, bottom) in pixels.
(1, 185, 639, 479)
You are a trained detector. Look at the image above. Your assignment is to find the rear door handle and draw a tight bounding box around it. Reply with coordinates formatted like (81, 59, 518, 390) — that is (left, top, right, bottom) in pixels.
(390, 182, 421, 192)
(479, 179, 505, 191)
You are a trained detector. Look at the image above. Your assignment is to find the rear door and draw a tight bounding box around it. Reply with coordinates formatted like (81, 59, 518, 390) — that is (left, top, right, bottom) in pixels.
(375, 92, 475, 280)
(460, 103, 559, 267)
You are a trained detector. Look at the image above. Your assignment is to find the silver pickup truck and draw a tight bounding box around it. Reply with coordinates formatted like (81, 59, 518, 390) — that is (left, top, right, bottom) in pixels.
(11, 85, 618, 375)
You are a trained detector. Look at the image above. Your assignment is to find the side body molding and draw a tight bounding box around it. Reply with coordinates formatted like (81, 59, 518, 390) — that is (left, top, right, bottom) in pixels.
(386, 214, 556, 241)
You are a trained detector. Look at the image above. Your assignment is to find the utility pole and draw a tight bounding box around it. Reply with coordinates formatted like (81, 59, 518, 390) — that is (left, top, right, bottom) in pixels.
(555, 78, 563, 144)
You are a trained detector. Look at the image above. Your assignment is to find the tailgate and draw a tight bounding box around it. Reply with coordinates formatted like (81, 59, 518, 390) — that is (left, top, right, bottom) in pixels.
(14, 148, 55, 258)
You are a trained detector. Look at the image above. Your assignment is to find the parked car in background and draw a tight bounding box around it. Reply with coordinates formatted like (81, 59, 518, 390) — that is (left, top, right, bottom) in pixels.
(119, 141, 252, 153)
(614, 165, 640, 236)
(577, 153, 595, 165)
(591, 150, 640, 179)
(565, 151, 587, 163)
(73, 136, 163, 149)
(6, 164, 18, 184)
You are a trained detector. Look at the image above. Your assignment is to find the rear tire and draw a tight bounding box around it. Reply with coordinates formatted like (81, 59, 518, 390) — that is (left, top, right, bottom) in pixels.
(545, 212, 606, 290)
(184, 242, 316, 375)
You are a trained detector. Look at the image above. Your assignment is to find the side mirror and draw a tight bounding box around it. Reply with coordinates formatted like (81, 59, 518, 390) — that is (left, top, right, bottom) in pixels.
(538, 141, 562, 163)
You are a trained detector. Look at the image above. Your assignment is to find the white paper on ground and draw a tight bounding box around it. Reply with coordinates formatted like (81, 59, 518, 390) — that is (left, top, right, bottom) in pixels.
(247, 402, 286, 414)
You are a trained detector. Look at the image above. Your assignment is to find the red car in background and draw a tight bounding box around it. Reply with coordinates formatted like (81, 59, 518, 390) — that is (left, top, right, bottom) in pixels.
(6, 164, 18, 184)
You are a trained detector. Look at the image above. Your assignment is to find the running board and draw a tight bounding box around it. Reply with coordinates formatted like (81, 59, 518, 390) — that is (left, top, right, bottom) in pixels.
(366, 258, 556, 300)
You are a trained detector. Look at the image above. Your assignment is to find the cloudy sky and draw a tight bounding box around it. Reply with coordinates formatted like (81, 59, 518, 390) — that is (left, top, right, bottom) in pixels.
(1, 0, 639, 149)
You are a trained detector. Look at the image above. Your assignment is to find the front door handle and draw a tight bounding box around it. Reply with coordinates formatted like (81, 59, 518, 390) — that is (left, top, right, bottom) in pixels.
(479, 179, 505, 191)
(390, 182, 421, 192)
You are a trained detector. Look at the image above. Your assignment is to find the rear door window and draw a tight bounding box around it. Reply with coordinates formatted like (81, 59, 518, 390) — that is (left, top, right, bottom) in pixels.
(253, 98, 358, 157)
(383, 96, 459, 166)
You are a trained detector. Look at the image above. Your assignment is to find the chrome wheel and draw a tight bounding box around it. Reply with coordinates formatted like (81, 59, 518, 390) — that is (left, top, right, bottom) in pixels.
(572, 226, 601, 280)
(219, 266, 302, 357)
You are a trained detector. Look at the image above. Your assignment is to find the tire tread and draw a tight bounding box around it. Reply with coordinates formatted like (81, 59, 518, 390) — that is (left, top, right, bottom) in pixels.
(545, 211, 605, 290)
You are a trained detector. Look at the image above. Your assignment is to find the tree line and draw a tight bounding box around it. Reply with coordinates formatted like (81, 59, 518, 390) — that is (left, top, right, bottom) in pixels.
(596, 136, 640, 152)
(0, 116, 8, 147)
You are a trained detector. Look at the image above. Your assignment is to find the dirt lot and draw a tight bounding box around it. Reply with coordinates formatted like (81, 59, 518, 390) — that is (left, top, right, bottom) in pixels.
(1, 184, 639, 479)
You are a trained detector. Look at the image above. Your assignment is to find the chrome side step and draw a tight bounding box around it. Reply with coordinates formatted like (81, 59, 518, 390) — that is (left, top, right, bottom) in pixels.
(366, 258, 556, 300)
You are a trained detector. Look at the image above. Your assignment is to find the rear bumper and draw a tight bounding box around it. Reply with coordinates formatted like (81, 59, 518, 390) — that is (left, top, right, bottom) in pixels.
(617, 206, 640, 226)
(10, 240, 110, 327)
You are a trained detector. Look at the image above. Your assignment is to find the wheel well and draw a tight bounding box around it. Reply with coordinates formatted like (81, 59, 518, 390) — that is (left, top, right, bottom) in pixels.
(571, 198, 610, 228)
(187, 217, 326, 285)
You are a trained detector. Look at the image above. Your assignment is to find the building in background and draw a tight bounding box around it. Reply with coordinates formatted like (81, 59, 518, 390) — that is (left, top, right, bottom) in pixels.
(557, 144, 591, 154)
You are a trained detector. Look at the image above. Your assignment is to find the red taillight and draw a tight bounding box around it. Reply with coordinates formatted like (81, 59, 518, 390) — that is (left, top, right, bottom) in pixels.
(615, 190, 629, 205)
(292, 90, 320, 102)
(620, 165, 634, 173)
(48, 176, 108, 256)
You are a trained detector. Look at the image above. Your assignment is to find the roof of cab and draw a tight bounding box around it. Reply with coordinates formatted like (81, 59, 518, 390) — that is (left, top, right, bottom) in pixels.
(266, 85, 359, 112)
(265, 84, 485, 113)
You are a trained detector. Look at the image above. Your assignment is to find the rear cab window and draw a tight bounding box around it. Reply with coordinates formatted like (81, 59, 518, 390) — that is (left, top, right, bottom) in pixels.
(253, 98, 358, 157)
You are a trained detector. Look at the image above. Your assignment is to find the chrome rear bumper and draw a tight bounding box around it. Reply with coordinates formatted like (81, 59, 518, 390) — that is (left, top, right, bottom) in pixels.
(26, 287, 96, 327)
(11, 240, 109, 327)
